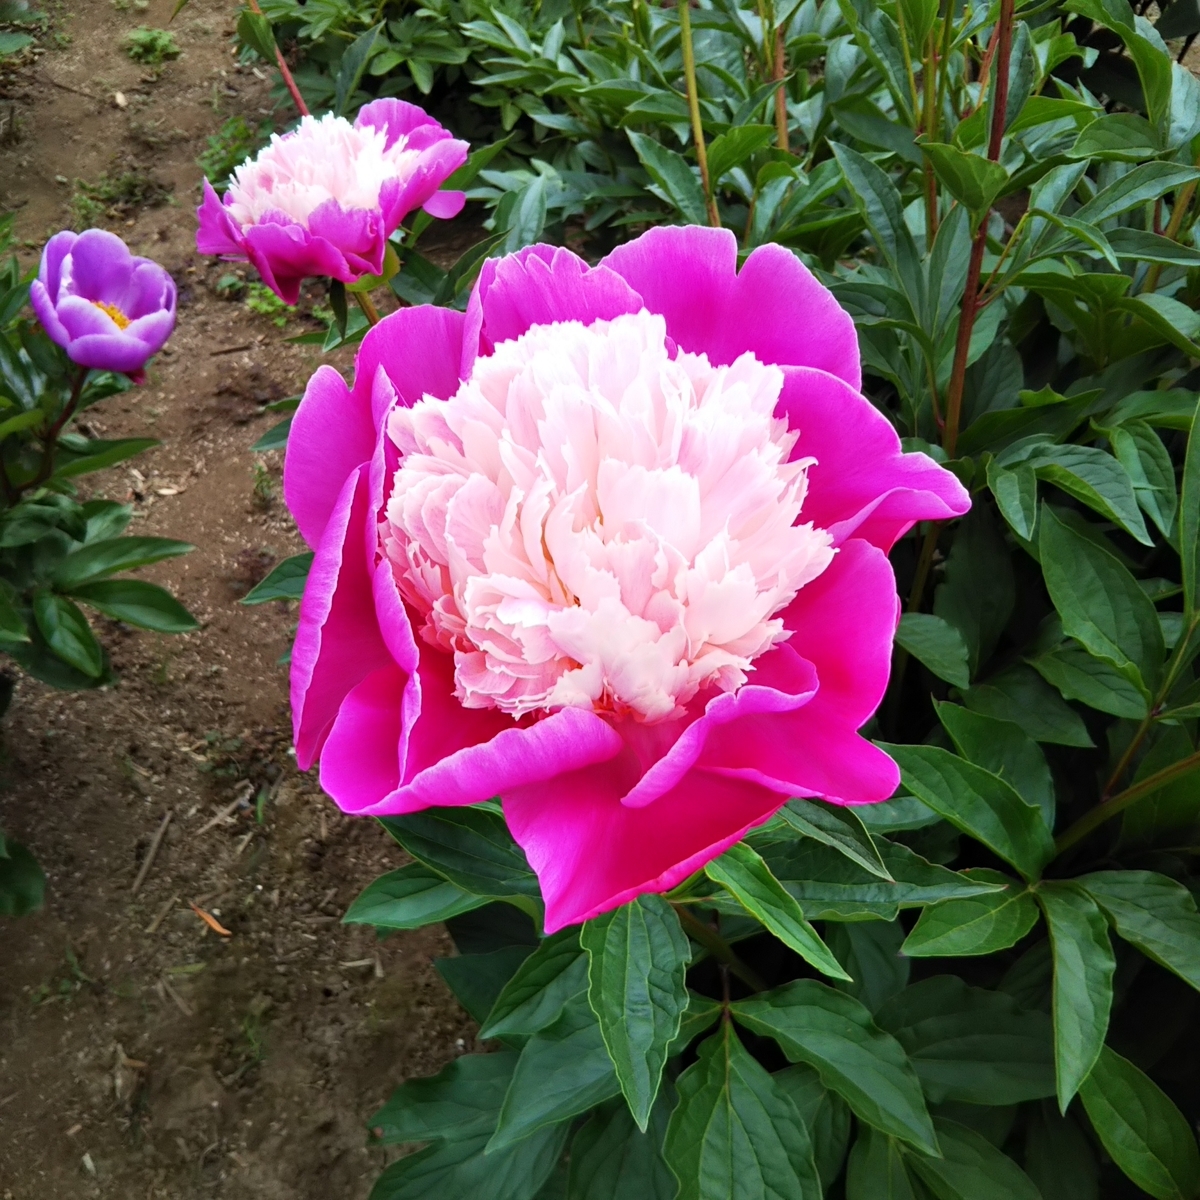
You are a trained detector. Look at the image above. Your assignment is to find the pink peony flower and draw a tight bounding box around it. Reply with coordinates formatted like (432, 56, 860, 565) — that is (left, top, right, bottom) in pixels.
(195, 100, 468, 305)
(284, 227, 971, 932)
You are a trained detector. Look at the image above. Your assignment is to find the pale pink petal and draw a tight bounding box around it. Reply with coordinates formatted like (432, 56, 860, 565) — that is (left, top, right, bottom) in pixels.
(601, 225, 862, 389)
(778, 366, 970, 551)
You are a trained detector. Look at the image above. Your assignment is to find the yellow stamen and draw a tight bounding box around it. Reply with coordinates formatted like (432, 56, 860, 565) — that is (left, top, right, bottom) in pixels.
(93, 300, 131, 330)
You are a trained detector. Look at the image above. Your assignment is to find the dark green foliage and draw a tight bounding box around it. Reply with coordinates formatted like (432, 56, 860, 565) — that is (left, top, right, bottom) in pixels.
(314, 0, 1200, 1192)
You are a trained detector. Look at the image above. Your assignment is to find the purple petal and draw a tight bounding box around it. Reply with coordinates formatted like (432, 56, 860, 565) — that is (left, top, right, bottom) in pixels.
(29, 279, 70, 348)
(123, 308, 175, 357)
(63, 229, 136, 305)
(65, 332, 156, 373)
(120, 260, 176, 321)
(56, 294, 125, 339)
(38, 231, 78, 300)
(195, 179, 246, 258)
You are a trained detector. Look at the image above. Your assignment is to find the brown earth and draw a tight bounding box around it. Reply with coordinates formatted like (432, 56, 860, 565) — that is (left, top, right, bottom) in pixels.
(0, 3, 479, 1196)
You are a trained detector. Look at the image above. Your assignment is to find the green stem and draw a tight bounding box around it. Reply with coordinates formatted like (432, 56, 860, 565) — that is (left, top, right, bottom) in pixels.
(355, 290, 382, 326)
(678, 0, 720, 227)
(1055, 748, 1200, 855)
(26, 364, 88, 498)
(1143, 161, 1200, 294)
(674, 904, 768, 993)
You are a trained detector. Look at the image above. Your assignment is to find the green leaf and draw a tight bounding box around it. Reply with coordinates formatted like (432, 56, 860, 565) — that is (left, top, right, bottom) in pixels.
(1025, 445, 1152, 545)
(732, 980, 937, 1154)
(903, 871, 1040, 958)
(1074, 162, 1200, 226)
(770, 838, 1003, 922)
(1080, 870, 1200, 992)
(334, 22, 383, 117)
(371, 1125, 570, 1200)
(68, 580, 198, 633)
(489, 995, 620, 1150)
(344, 862, 486, 930)
(32, 592, 103, 678)
(778, 798, 892, 880)
(1109, 420, 1177, 539)
(894, 613, 970, 688)
(251, 415, 292, 452)
(705, 124, 776, 184)
(0, 582, 28, 644)
(874, 977, 1056, 1105)
(580, 894, 690, 1131)
(1029, 642, 1148, 718)
(435, 946, 533, 1025)
(53, 536, 194, 589)
(239, 552, 313, 605)
(846, 1127, 921, 1200)
(827, 920, 910, 1014)
(987, 461, 1038, 541)
(1024, 1103, 1100, 1200)
(880, 743, 1054, 882)
(935, 702, 1056, 828)
(706, 841, 850, 980)
(773, 1064, 852, 1191)
(961, 664, 1094, 747)
(664, 1022, 822, 1200)
(1068, 112, 1161, 160)
(920, 142, 1009, 216)
(482, 929, 587, 1039)
(1182, 397, 1200, 619)
(1038, 505, 1164, 695)
(1038, 882, 1116, 1110)
(236, 8, 276, 62)
(567, 1093, 677, 1200)
(627, 131, 707, 225)
(907, 1118, 1043, 1200)
(0, 839, 44, 916)
(1079, 1046, 1200, 1200)
(371, 1051, 518, 1144)
(381, 808, 540, 901)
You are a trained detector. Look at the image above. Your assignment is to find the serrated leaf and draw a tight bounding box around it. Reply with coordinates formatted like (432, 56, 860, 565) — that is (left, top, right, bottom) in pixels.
(580, 895, 690, 1131)
(903, 871, 1040, 958)
(664, 1022, 822, 1200)
(874, 977, 1056, 1105)
(894, 613, 971, 688)
(880, 743, 1055, 882)
(732, 979, 937, 1154)
(1038, 882, 1116, 1111)
(240, 551, 313, 605)
(344, 862, 486, 930)
(779, 798, 892, 880)
(707, 841, 850, 980)
(1079, 1046, 1200, 1200)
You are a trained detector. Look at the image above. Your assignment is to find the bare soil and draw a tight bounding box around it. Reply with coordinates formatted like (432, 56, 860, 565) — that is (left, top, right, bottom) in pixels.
(0, 4, 478, 1196)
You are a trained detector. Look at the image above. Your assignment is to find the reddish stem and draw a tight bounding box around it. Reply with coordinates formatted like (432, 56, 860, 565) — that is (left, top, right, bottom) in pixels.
(246, 0, 309, 118)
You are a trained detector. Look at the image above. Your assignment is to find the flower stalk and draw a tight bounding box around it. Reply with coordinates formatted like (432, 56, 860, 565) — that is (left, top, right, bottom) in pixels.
(246, 0, 310, 118)
(354, 290, 382, 327)
(678, 0, 721, 227)
(674, 903, 768, 993)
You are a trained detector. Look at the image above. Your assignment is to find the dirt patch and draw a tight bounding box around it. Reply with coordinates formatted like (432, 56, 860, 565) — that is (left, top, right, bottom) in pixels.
(0, 3, 477, 1197)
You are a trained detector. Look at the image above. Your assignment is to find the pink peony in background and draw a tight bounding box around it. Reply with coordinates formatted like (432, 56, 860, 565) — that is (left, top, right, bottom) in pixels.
(195, 100, 467, 305)
(283, 226, 970, 932)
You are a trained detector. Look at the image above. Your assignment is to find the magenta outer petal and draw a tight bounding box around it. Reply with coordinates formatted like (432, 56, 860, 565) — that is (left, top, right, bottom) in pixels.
(319, 664, 408, 809)
(30, 279, 71, 347)
(506, 766, 786, 933)
(284, 365, 377, 550)
(352, 303, 467, 410)
(241, 218, 352, 305)
(306, 198, 386, 277)
(291, 468, 389, 769)
(195, 180, 246, 258)
(377, 140, 470, 232)
(601, 225, 861, 389)
(355, 98, 444, 149)
(779, 366, 970, 551)
(422, 190, 466, 219)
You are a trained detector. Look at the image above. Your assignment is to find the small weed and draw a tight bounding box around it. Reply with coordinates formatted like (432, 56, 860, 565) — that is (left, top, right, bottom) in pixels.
(215, 272, 244, 298)
(244, 281, 292, 327)
(124, 26, 179, 65)
(252, 459, 277, 509)
(70, 169, 169, 228)
(197, 115, 271, 190)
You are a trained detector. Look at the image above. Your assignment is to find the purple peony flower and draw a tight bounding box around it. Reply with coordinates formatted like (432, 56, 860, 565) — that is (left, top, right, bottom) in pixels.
(195, 101, 468, 305)
(30, 229, 176, 378)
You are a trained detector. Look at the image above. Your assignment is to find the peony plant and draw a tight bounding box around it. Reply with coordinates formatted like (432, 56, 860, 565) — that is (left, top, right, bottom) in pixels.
(284, 227, 969, 931)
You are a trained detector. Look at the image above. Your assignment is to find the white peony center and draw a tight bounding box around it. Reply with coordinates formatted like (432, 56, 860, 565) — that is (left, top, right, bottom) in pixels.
(225, 113, 419, 228)
(383, 311, 835, 724)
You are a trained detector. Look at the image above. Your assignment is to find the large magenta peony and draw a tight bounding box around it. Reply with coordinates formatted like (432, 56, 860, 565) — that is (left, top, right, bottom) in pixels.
(284, 227, 970, 932)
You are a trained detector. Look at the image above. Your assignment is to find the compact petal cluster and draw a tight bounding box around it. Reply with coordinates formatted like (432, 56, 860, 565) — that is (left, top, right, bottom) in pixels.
(196, 100, 468, 304)
(284, 227, 971, 932)
(30, 229, 176, 378)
